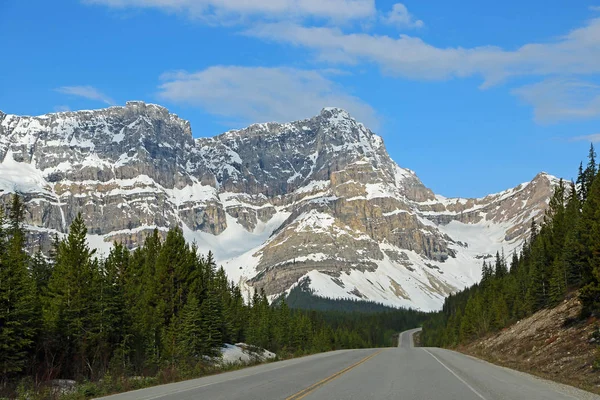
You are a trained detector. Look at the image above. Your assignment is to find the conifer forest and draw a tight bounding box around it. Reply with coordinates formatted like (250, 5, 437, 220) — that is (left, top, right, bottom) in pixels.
(422, 145, 600, 347)
(0, 195, 426, 397)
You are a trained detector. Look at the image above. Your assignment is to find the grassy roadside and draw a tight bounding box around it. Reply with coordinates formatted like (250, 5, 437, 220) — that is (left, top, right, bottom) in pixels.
(451, 296, 600, 395)
(12, 346, 383, 400)
(11, 350, 312, 400)
(457, 345, 600, 395)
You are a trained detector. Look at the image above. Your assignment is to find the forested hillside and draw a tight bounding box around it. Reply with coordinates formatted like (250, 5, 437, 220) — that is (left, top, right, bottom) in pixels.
(0, 195, 426, 398)
(422, 145, 600, 348)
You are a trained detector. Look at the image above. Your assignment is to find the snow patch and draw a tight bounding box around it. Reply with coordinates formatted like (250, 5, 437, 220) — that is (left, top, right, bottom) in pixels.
(220, 343, 275, 365)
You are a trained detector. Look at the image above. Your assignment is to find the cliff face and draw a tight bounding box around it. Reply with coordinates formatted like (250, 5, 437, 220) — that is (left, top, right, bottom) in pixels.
(0, 103, 558, 310)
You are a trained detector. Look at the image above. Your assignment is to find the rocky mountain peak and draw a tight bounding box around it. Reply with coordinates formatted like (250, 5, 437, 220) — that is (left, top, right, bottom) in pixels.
(319, 106, 353, 121)
(0, 103, 560, 311)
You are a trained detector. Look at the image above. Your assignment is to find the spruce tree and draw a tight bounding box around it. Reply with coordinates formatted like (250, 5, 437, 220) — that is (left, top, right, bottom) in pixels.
(580, 168, 600, 316)
(99, 242, 129, 372)
(481, 261, 493, 285)
(584, 144, 597, 197)
(494, 251, 508, 278)
(31, 249, 52, 295)
(45, 213, 99, 378)
(577, 161, 587, 203)
(548, 258, 567, 306)
(200, 292, 223, 357)
(0, 196, 38, 378)
(177, 295, 204, 363)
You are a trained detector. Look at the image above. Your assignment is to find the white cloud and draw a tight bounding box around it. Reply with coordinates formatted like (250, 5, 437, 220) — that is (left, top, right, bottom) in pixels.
(87, 0, 600, 124)
(247, 18, 600, 86)
(513, 79, 600, 123)
(54, 105, 71, 112)
(157, 66, 378, 128)
(247, 23, 498, 80)
(85, 0, 376, 23)
(572, 133, 600, 142)
(55, 86, 115, 105)
(382, 3, 423, 29)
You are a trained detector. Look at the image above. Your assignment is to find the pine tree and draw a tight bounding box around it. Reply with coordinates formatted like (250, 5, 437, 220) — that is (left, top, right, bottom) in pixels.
(584, 144, 597, 198)
(481, 261, 494, 285)
(530, 218, 538, 243)
(526, 232, 550, 312)
(31, 249, 52, 295)
(177, 295, 204, 363)
(548, 258, 567, 306)
(200, 292, 223, 357)
(155, 228, 191, 328)
(0, 196, 38, 378)
(45, 213, 99, 378)
(580, 168, 600, 316)
(510, 251, 520, 274)
(274, 299, 291, 351)
(494, 251, 508, 278)
(133, 229, 163, 370)
(577, 161, 587, 203)
(99, 242, 129, 372)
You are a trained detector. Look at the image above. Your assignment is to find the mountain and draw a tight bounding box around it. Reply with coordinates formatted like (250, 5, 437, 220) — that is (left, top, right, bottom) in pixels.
(0, 102, 558, 310)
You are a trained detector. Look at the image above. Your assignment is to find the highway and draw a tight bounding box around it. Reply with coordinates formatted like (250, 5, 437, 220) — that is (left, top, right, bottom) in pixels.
(99, 328, 599, 400)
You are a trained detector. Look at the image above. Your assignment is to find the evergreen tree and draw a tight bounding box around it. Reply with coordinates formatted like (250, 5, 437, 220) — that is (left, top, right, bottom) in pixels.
(177, 296, 204, 363)
(45, 213, 99, 378)
(0, 197, 38, 379)
(577, 161, 587, 203)
(494, 251, 508, 278)
(200, 292, 223, 357)
(584, 144, 597, 198)
(548, 258, 567, 306)
(31, 249, 52, 295)
(481, 261, 493, 285)
(580, 168, 600, 316)
(99, 242, 129, 372)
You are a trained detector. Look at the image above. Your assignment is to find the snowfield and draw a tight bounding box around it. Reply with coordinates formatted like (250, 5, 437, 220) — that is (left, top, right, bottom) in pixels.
(0, 104, 557, 312)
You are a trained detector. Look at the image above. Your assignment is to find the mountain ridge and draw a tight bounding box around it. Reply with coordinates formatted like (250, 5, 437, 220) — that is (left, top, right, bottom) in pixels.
(0, 102, 558, 310)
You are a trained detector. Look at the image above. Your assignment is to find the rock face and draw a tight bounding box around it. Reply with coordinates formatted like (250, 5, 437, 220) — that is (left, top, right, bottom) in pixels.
(0, 103, 558, 310)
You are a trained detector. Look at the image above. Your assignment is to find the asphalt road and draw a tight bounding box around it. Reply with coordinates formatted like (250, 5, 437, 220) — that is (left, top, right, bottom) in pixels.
(98, 329, 599, 400)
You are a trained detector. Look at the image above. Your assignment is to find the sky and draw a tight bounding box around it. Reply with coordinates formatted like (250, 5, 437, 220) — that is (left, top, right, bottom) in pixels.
(1, 0, 599, 198)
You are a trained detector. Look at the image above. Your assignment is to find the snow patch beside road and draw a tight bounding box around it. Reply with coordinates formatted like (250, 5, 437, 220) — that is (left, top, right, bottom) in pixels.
(221, 343, 276, 365)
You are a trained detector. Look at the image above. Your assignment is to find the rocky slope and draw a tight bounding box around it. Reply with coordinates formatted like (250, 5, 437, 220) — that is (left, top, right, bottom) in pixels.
(461, 294, 600, 395)
(0, 102, 558, 310)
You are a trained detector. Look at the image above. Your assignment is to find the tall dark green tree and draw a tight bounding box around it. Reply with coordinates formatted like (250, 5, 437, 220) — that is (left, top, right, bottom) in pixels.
(45, 213, 100, 379)
(580, 168, 600, 316)
(0, 196, 38, 379)
(584, 144, 597, 197)
(98, 242, 129, 372)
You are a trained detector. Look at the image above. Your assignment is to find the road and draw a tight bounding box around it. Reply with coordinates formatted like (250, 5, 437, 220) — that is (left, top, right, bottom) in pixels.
(99, 328, 599, 400)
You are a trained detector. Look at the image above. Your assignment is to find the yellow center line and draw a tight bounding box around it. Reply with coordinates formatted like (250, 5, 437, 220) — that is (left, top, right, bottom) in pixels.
(286, 349, 383, 400)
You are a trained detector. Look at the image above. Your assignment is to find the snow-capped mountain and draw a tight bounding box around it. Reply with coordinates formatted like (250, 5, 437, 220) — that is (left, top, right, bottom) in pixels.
(0, 102, 558, 311)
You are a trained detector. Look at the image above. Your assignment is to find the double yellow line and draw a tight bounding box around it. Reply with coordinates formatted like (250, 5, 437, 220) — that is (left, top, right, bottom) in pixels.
(286, 350, 383, 400)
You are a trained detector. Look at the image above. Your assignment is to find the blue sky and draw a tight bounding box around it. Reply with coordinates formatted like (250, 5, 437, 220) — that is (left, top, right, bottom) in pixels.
(1, 0, 599, 197)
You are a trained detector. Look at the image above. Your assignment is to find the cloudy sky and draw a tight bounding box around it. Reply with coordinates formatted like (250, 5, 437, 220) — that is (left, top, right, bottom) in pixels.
(1, 0, 599, 197)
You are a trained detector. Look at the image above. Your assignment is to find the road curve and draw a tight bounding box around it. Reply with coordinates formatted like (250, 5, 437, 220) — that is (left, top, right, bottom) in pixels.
(399, 327, 422, 348)
(98, 329, 599, 400)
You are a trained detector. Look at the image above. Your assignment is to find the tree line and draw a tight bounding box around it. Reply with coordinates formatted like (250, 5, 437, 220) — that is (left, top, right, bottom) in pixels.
(0, 196, 425, 396)
(422, 144, 600, 346)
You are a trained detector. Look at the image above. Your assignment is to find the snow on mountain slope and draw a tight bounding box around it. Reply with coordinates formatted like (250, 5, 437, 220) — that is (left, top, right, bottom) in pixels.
(0, 104, 558, 311)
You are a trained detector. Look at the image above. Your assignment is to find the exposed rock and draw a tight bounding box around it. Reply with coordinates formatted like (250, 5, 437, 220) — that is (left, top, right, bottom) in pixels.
(0, 104, 557, 310)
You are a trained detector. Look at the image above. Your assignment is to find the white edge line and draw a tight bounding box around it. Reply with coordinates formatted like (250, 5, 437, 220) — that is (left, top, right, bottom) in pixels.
(423, 348, 488, 400)
(453, 351, 581, 400)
